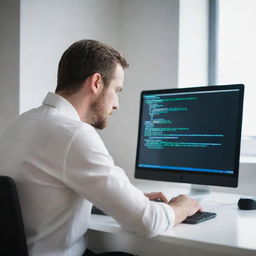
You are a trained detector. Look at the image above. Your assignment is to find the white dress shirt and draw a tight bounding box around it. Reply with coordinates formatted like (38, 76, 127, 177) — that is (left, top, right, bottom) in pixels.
(0, 92, 175, 256)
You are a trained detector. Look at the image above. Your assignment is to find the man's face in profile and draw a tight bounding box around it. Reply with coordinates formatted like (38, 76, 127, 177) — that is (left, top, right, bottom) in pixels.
(90, 64, 124, 129)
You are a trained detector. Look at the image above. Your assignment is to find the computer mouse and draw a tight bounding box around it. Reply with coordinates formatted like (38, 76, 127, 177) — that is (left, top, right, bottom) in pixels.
(238, 196, 256, 210)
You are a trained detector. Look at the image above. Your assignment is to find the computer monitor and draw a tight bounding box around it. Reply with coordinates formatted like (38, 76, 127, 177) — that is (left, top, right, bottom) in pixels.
(135, 84, 244, 197)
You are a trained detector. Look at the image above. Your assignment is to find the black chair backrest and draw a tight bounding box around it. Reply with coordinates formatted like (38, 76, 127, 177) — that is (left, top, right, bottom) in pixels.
(0, 176, 28, 256)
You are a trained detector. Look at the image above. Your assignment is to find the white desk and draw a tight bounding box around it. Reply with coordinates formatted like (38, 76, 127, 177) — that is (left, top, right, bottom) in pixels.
(88, 185, 256, 256)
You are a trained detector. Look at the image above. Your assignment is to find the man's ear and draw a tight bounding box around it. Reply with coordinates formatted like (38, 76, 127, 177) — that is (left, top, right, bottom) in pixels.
(89, 73, 103, 95)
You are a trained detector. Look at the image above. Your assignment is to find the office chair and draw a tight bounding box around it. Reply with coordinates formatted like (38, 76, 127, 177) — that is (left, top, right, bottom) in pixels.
(0, 175, 29, 256)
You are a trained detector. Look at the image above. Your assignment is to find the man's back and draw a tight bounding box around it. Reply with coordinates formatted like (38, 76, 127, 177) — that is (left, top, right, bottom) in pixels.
(0, 93, 96, 255)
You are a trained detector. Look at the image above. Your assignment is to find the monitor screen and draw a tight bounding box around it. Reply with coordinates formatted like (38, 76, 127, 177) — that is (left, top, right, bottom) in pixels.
(135, 84, 244, 188)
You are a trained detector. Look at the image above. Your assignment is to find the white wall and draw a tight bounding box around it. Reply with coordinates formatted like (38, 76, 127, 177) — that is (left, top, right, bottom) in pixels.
(0, 0, 20, 135)
(20, 0, 121, 113)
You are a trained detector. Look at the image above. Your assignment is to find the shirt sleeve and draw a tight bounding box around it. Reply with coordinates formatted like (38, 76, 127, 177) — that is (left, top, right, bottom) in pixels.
(62, 126, 175, 238)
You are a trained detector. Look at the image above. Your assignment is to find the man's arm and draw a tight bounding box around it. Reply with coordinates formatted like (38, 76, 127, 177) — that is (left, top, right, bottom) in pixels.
(63, 127, 201, 236)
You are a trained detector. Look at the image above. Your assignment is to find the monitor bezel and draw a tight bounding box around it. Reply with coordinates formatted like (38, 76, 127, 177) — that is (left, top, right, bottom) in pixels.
(134, 84, 244, 188)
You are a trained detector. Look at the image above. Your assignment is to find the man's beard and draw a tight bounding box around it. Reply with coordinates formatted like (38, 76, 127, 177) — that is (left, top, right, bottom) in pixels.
(89, 92, 109, 130)
(90, 110, 108, 129)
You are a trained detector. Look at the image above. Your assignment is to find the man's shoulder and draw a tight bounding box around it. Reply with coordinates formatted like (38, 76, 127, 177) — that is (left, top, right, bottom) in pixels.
(47, 114, 93, 135)
(18, 106, 95, 138)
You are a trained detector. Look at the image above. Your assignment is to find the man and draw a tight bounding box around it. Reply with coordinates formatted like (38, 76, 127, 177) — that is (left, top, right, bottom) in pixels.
(0, 40, 201, 256)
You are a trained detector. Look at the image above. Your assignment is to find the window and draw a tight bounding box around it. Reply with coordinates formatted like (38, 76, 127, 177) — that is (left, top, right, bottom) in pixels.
(217, 0, 256, 138)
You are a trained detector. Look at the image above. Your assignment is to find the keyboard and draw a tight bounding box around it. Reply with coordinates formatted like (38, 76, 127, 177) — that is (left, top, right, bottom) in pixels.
(182, 211, 217, 224)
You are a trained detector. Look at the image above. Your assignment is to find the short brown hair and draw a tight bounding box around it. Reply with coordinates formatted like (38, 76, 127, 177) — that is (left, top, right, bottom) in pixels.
(55, 39, 129, 94)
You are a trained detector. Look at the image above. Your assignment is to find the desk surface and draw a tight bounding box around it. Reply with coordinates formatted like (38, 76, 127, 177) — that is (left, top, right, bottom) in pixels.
(88, 184, 256, 256)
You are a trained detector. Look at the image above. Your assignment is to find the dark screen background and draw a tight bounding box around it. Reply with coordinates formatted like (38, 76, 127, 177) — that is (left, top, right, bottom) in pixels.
(137, 88, 242, 174)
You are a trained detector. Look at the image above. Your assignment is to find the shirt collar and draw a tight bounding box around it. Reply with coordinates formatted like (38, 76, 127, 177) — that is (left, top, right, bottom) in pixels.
(42, 92, 81, 121)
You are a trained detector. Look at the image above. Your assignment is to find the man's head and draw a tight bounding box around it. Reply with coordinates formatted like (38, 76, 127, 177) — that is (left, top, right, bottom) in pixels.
(56, 39, 128, 94)
(55, 39, 129, 129)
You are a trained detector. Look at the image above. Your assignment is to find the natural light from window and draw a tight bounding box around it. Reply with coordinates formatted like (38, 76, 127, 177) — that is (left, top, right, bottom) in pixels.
(217, 0, 256, 137)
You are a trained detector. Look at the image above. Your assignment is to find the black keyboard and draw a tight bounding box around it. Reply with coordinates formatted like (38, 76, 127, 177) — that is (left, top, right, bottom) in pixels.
(182, 211, 217, 224)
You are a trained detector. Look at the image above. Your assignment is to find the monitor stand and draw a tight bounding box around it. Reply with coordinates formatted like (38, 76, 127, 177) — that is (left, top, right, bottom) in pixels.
(188, 184, 210, 201)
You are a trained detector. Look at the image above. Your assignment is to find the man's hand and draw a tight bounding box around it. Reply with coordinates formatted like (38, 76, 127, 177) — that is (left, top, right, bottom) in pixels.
(144, 192, 169, 203)
(168, 195, 202, 225)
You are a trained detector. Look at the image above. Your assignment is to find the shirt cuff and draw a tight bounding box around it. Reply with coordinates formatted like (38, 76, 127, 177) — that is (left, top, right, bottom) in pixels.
(158, 202, 176, 230)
